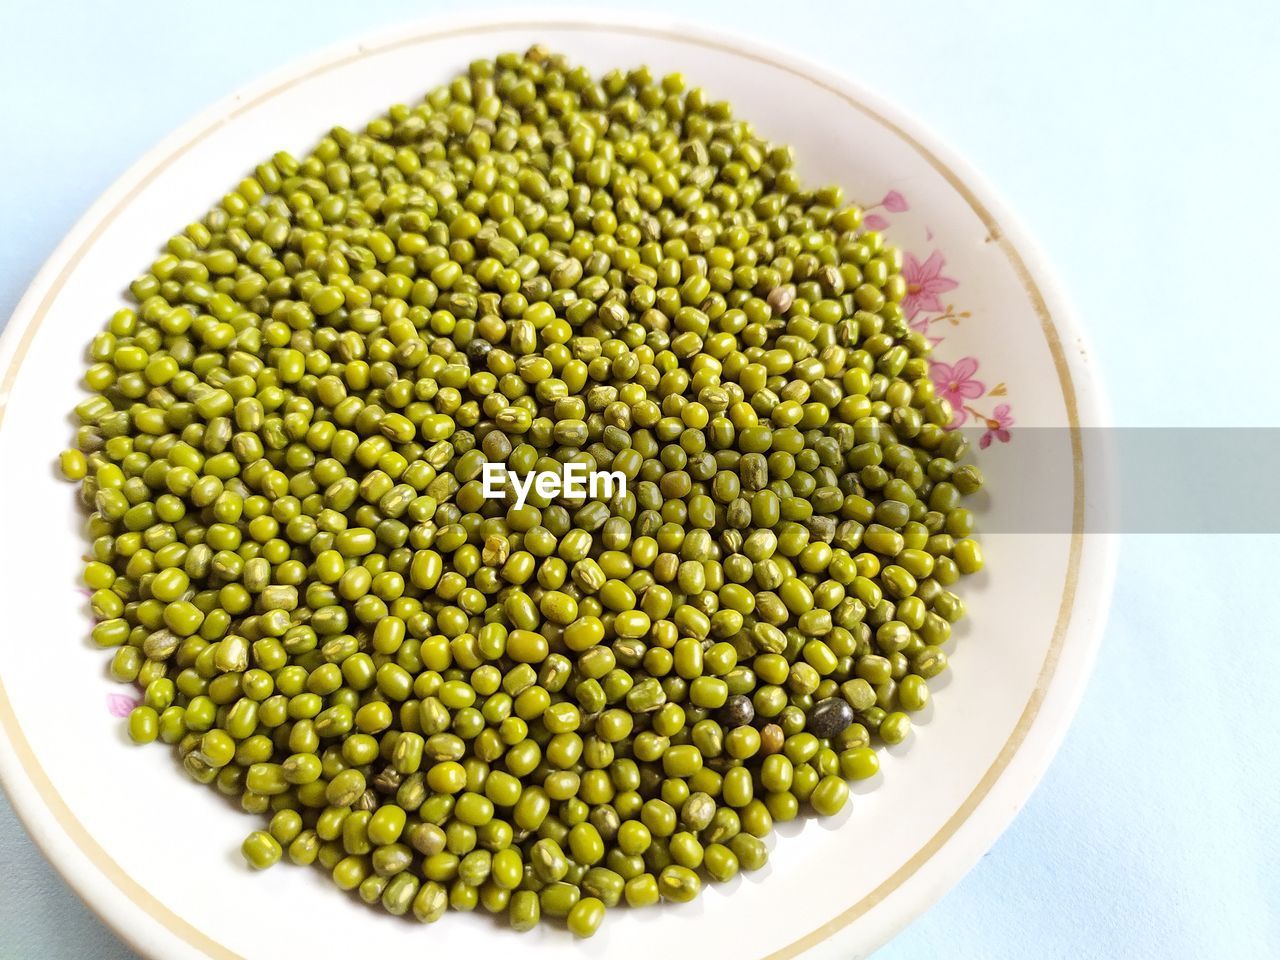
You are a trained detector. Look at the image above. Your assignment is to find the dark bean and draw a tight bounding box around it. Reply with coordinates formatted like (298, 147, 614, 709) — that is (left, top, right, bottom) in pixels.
(806, 698, 855, 739)
(717, 694, 755, 728)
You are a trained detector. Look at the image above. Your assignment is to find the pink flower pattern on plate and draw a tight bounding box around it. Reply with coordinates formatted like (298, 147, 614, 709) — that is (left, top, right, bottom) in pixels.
(901, 251, 959, 321)
(881, 190, 909, 213)
(929, 357, 985, 427)
(107, 693, 140, 718)
(860, 191, 908, 234)
(978, 404, 1014, 448)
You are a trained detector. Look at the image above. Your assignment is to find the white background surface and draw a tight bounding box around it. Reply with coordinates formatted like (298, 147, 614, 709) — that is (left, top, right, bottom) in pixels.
(0, 1, 1276, 958)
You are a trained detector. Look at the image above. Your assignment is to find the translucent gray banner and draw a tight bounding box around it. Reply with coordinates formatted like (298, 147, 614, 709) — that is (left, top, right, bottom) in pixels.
(958, 427, 1279, 533)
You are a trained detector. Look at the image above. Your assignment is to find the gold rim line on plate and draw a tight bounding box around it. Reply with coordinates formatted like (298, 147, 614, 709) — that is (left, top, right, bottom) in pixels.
(0, 21, 1085, 960)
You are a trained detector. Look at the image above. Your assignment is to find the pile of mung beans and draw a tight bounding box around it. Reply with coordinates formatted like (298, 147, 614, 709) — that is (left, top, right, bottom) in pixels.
(60, 47, 984, 938)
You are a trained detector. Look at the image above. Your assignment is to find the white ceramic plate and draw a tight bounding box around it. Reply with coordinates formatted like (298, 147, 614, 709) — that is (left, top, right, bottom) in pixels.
(0, 11, 1114, 960)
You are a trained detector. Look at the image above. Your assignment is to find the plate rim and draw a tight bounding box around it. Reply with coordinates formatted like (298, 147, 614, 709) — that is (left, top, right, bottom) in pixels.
(0, 9, 1115, 959)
